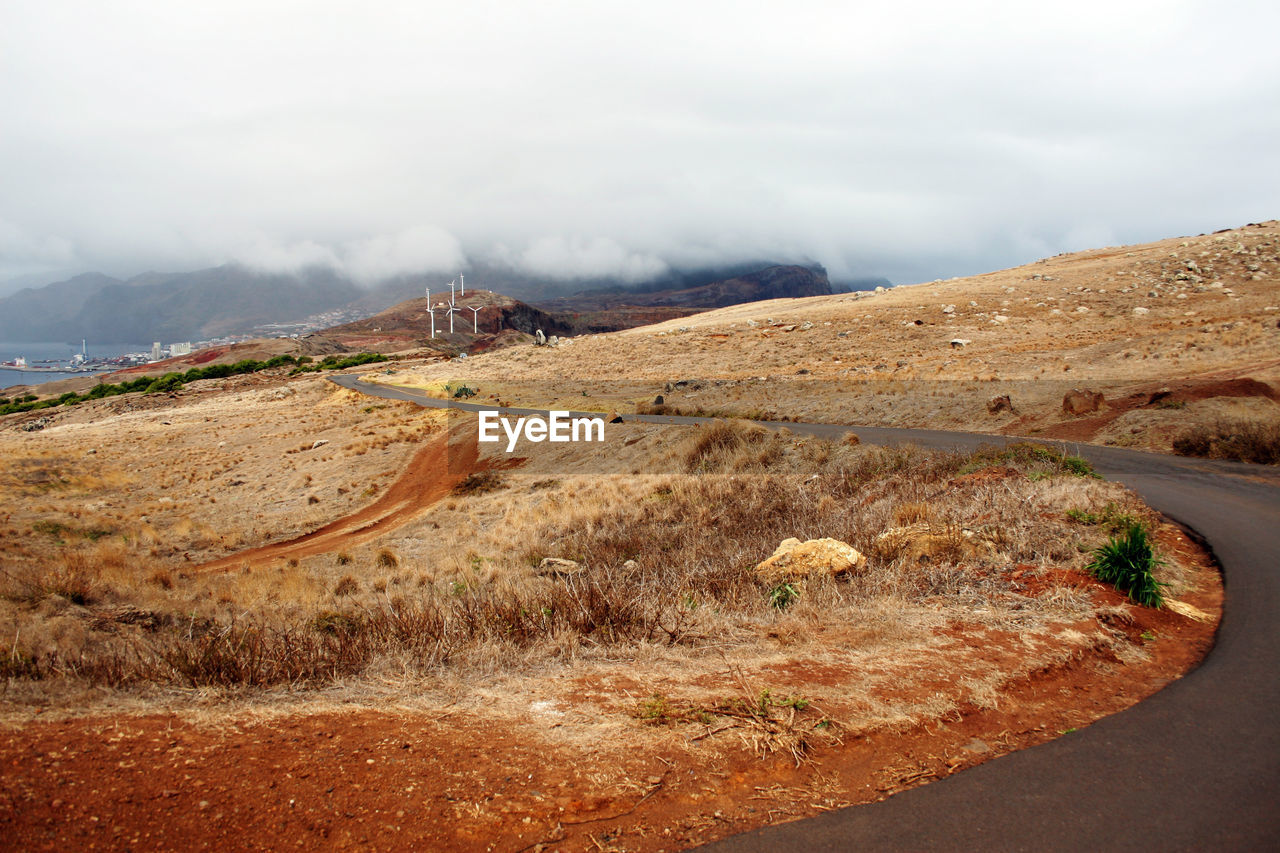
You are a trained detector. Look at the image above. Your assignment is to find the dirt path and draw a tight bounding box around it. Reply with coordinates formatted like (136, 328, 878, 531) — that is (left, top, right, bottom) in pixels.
(196, 430, 480, 573)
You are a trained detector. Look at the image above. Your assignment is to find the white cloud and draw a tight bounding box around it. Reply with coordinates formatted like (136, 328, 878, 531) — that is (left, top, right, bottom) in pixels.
(342, 226, 465, 284)
(231, 237, 341, 275)
(515, 236, 668, 282)
(1, 1, 1277, 286)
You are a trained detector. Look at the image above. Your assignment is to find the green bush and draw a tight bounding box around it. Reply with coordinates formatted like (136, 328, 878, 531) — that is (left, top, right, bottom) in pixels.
(958, 442, 1098, 479)
(769, 582, 800, 610)
(1086, 523, 1167, 607)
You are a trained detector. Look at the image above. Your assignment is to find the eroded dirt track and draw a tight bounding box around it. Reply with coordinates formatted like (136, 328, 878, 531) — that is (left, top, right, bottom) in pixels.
(196, 430, 479, 573)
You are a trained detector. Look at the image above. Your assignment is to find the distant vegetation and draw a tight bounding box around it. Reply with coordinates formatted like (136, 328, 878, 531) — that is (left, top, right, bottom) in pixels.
(289, 352, 389, 374)
(0, 352, 389, 416)
(1172, 418, 1280, 465)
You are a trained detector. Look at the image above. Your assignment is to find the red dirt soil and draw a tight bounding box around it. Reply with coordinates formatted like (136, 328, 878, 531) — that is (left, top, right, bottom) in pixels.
(0, 526, 1220, 852)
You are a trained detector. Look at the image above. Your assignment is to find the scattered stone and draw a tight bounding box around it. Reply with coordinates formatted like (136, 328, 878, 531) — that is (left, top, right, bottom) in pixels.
(534, 329, 547, 346)
(800, 321, 814, 330)
(19, 417, 50, 432)
(754, 537, 867, 584)
(941, 304, 956, 314)
(1133, 306, 1150, 315)
(987, 395, 1015, 415)
(1062, 389, 1105, 416)
(950, 339, 972, 349)
(311, 439, 329, 450)
(653, 395, 664, 405)
(607, 411, 624, 424)
(537, 557, 583, 578)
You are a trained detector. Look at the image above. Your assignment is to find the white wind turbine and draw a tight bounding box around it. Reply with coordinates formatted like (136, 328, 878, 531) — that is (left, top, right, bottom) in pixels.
(447, 279, 457, 305)
(468, 306, 481, 333)
(459, 274, 465, 296)
(426, 303, 438, 339)
(448, 302, 461, 334)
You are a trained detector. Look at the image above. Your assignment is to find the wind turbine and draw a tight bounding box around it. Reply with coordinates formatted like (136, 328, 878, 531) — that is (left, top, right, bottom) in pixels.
(448, 303, 461, 334)
(459, 274, 465, 296)
(424, 286, 430, 305)
(468, 306, 481, 333)
(447, 280, 457, 305)
(426, 304, 438, 339)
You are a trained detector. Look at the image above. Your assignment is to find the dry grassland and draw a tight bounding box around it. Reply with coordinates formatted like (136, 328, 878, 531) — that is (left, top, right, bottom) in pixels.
(377, 221, 1280, 455)
(0, 223, 1248, 849)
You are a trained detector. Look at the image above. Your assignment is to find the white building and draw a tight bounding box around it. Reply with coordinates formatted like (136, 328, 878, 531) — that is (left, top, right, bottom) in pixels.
(171, 342, 193, 357)
(151, 342, 162, 361)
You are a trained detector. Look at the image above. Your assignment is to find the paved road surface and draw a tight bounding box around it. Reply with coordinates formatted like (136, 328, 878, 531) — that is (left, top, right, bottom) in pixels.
(333, 375, 1280, 851)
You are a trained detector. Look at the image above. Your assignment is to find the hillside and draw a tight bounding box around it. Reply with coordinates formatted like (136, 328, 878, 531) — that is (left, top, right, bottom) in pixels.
(321, 288, 574, 353)
(378, 221, 1280, 456)
(541, 264, 832, 312)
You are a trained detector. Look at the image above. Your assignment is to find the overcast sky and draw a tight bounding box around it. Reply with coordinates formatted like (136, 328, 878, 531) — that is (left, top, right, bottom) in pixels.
(2, 0, 1277, 288)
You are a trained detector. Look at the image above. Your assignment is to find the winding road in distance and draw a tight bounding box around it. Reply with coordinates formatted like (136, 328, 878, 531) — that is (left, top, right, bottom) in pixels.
(333, 374, 1280, 851)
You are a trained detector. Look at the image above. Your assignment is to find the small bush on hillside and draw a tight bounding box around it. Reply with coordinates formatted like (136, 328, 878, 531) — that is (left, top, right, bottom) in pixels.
(1087, 523, 1167, 608)
(959, 442, 1098, 479)
(452, 471, 506, 495)
(1172, 419, 1280, 465)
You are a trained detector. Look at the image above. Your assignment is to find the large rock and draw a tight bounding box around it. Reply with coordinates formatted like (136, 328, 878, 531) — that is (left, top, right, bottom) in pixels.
(1062, 388, 1105, 415)
(754, 537, 866, 584)
(873, 523, 998, 563)
(987, 395, 1015, 415)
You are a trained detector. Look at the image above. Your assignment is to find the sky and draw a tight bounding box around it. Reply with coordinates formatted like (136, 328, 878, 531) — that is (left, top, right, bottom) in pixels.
(2, 0, 1278, 289)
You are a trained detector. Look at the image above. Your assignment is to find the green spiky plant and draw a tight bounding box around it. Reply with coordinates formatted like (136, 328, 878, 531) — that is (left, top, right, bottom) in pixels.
(1086, 523, 1168, 607)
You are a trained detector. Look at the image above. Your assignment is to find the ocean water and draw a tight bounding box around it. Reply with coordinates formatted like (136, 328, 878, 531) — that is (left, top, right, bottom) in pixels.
(0, 341, 151, 390)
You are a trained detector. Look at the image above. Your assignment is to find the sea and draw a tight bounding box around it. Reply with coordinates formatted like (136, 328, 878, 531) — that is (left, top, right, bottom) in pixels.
(0, 341, 152, 390)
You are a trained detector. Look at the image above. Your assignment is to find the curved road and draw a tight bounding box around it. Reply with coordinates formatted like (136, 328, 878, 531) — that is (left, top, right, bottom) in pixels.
(333, 375, 1280, 850)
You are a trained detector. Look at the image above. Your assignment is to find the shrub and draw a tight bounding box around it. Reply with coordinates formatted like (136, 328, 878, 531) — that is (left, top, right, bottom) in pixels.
(452, 471, 506, 495)
(769, 582, 800, 610)
(959, 442, 1098, 479)
(1086, 523, 1167, 607)
(1172, 419, 1280, 465)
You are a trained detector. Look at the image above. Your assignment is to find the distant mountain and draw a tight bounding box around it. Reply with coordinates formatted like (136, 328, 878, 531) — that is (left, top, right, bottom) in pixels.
(0, 260, 885, 345)
(0, 266, 361, 344)
(540, 264, 833, 312)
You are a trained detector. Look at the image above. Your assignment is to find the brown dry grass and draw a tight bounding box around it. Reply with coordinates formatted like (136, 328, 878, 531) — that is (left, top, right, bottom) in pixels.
(0, 422, 1189, 734)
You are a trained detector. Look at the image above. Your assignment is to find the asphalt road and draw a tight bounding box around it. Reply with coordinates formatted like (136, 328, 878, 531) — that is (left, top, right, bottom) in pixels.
(333, 375, 1280, 851)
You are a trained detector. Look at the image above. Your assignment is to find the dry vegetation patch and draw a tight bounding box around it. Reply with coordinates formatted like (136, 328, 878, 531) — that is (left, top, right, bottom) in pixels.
(1, 423, 1206, 717)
